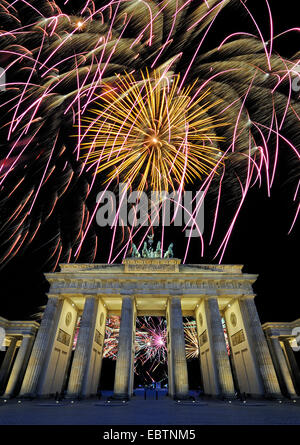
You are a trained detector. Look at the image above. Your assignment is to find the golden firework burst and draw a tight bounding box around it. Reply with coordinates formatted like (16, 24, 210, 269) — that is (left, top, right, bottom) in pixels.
(184, 320, 200, 360)
(80, 69, 227, 193)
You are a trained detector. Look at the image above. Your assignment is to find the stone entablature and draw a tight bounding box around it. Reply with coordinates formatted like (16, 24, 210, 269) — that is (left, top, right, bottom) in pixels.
(46, 278, 255, 294)
(262, 319, 300, 398)
(0, 317, 39, 337)
(45, 261, 256, 297)
(58, 262, 244, 274)
(262, 319, 300, 338)
(180, 264, 244, 274)
(0, 317, 39, 398)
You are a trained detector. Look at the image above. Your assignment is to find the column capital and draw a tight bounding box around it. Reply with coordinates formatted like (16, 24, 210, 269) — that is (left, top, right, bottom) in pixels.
(97, 296, 107, 310)
(204, 295, 218, 300)
(6, 335, 17, 341)
(168, 293, 182, 299)
(268, 333, 280, 339)
(120, 292, 135, 299)
(46, 293, 61, 300)
(239, 294, 256, 301)
(62, 295, 78, 308)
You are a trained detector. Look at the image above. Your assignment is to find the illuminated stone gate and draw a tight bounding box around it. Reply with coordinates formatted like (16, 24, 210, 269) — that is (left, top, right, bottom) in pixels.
(5, 256, 296, 401)
(0, 317, 38, 398)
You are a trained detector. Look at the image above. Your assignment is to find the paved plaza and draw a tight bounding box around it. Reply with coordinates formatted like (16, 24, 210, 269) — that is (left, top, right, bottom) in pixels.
(0, 390, 299, 425)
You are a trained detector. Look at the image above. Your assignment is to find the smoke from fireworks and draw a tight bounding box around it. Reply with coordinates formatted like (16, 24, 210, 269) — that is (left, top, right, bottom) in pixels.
(0, 0, 299, 269)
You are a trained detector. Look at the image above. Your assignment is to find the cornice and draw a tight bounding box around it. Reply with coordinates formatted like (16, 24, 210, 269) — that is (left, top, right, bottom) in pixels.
(46, 276, 255, 295)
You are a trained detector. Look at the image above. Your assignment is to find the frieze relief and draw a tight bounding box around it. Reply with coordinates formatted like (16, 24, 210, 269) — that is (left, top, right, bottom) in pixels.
(127, 264, 177, 272)
(49, 278, 253, 292)
(57, 328, 71, 347)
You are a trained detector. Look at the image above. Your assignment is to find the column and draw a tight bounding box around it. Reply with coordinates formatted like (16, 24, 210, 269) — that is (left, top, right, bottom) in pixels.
(113, 296, 136, 399)
(167, 297, 189, 399)
(223, 315, 240, 393)
(204, 297, 235, 397)
(20, 296, 63, 397)
(61, 312, 79, 394)
(67, 296, 98, 398)
(194, 306, 204, 393)
(239, 296, 281, 398)
(0, 337, 18, 393)
(129, 304, 137, 397)
(3, 335, 35, 398)
(267, 336, 297, 398)
(167, 311, 174, 397)
(282, 339, 300, 395)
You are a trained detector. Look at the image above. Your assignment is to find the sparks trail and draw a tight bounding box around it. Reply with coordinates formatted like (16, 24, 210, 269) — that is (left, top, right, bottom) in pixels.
(0, 0, 298, 269)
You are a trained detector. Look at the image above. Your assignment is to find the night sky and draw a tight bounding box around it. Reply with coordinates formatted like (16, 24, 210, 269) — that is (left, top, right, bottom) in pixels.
(0, 0, 299, 379)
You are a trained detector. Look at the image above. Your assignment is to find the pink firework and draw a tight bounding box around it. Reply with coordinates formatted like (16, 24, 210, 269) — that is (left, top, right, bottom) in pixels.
(0, 0, 298, 270)
(135, 317, 168, 372)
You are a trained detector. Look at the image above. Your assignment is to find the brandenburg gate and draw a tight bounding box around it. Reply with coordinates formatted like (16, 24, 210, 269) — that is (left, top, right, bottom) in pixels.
(11, 254, 294, 401)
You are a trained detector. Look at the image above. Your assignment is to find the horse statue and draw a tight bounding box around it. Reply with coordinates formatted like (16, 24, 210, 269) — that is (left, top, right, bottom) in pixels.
(142, 241, 149, 258)
(154, 241, 162, 258)
(164, 242, 174, 258)
(131, 244, 141, 258)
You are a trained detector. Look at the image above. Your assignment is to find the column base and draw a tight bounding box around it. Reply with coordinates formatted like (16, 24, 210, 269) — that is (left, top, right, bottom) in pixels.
(65, 394, 80, 400)
(34, 393, 51, 399)
(217, 393, 236, 400)
(110, 393, 130, 401)
(262, 393, 284, 400)
(20, 393, 63, 400)
(173, 393, 191, 401)
(65, 394, 97, 400)
(19, 393, 37, 400)
(203, 392, 235, 400)
(0, 394, 13, 399)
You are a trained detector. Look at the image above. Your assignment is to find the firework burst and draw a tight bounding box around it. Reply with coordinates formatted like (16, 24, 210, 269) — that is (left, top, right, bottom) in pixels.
(0, 0, 299, 268)
(135, 316, 168, 373)
(101, 316, 200, 382)
(71, 314, 235, 383)
(102, 315, 120, 359)
(80, 69, 225, 194)
(184, 319, 199, 360)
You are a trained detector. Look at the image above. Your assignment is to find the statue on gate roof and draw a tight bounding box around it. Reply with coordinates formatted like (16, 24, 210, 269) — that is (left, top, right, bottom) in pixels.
(163, 242, 174, 258)
(131, 244, 141, 258)
(130, 236, 174, 259)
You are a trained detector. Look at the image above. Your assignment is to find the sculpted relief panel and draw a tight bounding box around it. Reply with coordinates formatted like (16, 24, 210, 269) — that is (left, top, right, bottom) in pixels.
(49, 278, 253, 294)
